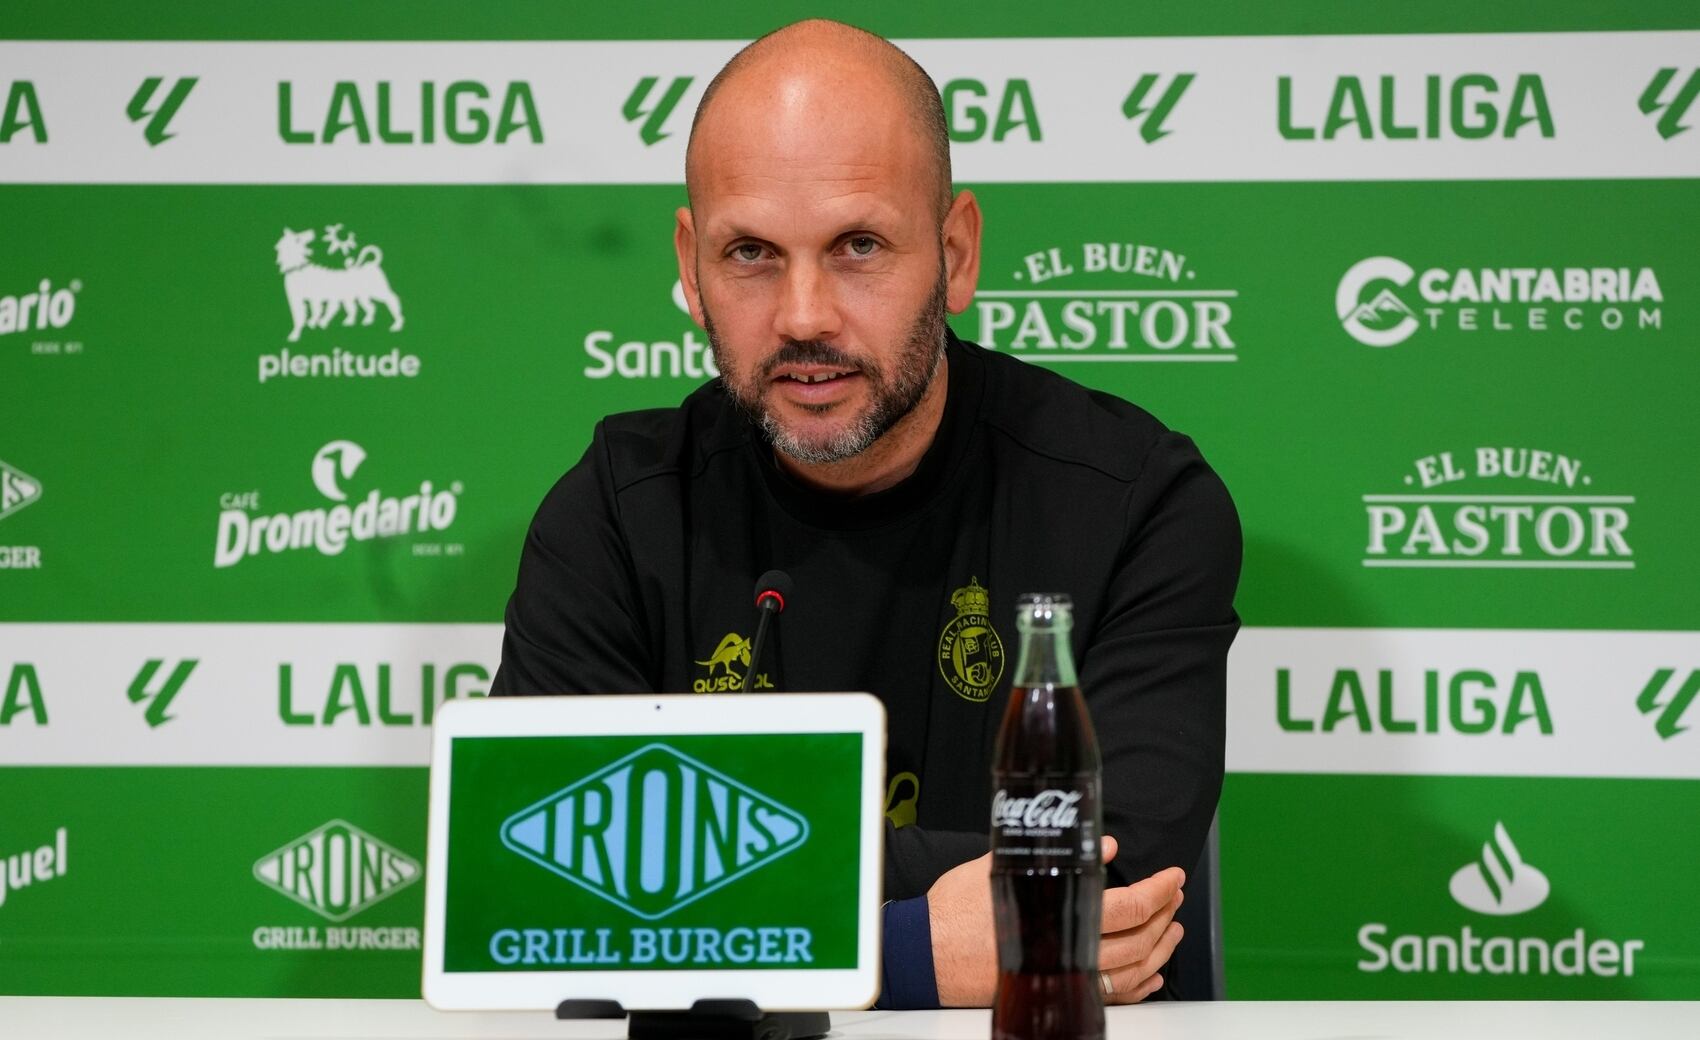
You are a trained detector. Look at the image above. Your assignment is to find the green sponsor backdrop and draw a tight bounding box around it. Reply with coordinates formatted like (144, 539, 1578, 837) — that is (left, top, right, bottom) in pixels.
(2, 1, 1698, 1002)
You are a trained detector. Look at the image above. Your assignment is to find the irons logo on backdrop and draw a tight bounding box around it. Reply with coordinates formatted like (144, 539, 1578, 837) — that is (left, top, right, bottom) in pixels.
(970, 240, 1237, 362)
(1362, 447, 1632, 570)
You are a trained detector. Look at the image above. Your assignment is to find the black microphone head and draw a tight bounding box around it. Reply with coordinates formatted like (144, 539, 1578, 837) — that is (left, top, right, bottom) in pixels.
(754, 569, 793, 612)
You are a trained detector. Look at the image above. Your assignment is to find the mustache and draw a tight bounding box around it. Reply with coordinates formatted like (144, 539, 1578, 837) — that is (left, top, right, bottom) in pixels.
(757, 340, 869, 380)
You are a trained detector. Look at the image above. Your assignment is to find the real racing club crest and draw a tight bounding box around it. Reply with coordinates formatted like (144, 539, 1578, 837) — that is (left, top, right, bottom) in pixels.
(937, 577, 1006, 703)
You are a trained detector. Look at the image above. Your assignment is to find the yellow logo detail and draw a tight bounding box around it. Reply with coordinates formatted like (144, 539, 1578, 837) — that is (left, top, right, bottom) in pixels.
(937, 577, 1005, 703)
(884, 772, 920, 829)
(692, 631, 773, 693)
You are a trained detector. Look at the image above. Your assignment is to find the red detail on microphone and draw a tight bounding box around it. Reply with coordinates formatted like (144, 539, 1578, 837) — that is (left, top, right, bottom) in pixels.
(755, 590, 786, 613)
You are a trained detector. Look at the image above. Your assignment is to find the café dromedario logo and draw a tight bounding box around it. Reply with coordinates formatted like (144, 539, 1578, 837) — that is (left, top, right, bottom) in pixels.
(259, 222, 420, 384)
(1338, 257, 1663, 347)
(213, 439, 463, 567)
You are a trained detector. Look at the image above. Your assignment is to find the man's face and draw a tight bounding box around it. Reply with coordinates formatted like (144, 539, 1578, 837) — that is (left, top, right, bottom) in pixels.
(676, 73, 955, 465)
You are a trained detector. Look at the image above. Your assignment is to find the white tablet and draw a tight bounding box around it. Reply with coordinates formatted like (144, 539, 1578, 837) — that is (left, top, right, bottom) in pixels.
(423, 693, 886, 1012)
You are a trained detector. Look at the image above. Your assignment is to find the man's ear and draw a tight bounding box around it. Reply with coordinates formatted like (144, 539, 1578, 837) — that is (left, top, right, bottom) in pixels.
(941, 190, 983, 316)
(674, 206, 706, 328)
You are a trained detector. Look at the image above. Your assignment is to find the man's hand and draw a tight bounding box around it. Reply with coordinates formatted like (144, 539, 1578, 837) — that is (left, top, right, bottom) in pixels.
(927, 835, 1186, 1007)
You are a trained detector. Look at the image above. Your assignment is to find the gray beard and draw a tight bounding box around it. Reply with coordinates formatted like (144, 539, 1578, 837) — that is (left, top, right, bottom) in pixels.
(704, 271, 948, 466)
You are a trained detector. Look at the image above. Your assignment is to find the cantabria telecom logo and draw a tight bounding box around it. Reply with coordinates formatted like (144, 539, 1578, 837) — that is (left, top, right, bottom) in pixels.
(501, 744, 809, 921)
(1362, 447, 1633, 569)
(1359, 822, 1646, 978)
(971, 240, 1237, 362)
(213, 440, 462, 568)
(263, 222, 420, 384)
(252, 820, 422, 953)
(1337, 257, 1663, 346)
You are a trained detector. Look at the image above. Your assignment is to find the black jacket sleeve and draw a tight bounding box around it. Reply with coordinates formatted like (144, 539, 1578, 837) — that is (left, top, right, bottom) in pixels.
(1083, 432, 1241, 889)
(490, 424, 657, 697)
(881, 822, 988, 901)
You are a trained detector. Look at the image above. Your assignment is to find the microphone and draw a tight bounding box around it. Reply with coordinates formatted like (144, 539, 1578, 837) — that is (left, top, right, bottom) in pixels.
(743, 569, 792, 693)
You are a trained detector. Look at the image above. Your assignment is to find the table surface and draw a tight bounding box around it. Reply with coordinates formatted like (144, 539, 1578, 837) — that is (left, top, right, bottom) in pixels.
(0, 999, 1696, 1040)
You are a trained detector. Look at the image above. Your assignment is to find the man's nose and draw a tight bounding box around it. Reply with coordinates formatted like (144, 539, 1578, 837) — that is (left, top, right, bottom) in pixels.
(772, 260, 841, 344)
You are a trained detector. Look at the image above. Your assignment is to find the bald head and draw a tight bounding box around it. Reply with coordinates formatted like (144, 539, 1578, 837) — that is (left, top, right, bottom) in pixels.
(685, 19, 953, 221)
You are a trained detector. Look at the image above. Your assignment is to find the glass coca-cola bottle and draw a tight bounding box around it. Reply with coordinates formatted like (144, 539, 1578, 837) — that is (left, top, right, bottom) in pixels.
(990, 594, 1104, 1040)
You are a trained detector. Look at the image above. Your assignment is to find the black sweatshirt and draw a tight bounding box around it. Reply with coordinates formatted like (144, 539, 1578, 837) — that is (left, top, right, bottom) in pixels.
(492, 329, 1241, 985)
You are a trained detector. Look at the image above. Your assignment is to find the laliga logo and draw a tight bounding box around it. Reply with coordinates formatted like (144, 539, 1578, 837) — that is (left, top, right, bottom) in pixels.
(1449, 822, 1550, 916)
(1338, 257, 1420, 347)
(311, 440, 366, 502)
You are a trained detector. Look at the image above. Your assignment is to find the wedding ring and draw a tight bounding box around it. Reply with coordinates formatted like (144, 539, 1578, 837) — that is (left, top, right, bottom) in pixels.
(1099, 970, 1114, 999)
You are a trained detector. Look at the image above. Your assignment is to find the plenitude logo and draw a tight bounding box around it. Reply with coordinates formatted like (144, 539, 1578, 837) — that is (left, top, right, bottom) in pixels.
(212, 440, 462, 568)
(971, 240, 1237, 361)
(1359, 821, 1646, 978)
(1361, 446, 1633, 569)
(260, 222, 420, 384)
(252, 820, 421, 952)
(490, 744, 815, 967)
(1338, 256, 1663, 347)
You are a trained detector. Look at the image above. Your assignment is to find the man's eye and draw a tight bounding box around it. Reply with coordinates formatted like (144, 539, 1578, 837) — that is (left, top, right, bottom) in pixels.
(847, 236, 878, 256)
(732, 243, 766, 262)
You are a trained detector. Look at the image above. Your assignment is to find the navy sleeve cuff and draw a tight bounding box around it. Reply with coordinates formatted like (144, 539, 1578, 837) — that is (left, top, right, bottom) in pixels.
(874, 895, 940, 1009)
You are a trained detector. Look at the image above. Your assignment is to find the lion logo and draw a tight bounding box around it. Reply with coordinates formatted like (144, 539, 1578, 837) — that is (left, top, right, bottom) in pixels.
(274, 224, 405, 343)
(938, 577, 1005, 703)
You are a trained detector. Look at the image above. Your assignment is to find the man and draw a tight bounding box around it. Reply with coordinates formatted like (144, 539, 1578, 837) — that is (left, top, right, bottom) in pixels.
(492, 19, 1240, 1008)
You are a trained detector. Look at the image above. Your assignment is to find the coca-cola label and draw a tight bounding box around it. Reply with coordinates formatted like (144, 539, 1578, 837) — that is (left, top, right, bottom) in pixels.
(990, 776, 1099, 866)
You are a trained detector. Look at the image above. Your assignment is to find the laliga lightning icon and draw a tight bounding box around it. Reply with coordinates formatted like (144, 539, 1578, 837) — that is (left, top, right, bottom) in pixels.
(310, 440, 366, 502)
(1449, 822, 1550, 916)
(1337, 257, 1420, 347)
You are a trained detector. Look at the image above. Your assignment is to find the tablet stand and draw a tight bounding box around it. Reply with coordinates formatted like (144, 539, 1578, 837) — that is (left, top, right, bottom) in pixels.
(556, 997, 831, 1040)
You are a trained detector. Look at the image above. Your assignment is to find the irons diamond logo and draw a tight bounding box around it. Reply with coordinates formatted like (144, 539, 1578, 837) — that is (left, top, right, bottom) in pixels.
(253, 820, 421, 922)
(501, 743, 809, 920)
(0, 459, 42, 522)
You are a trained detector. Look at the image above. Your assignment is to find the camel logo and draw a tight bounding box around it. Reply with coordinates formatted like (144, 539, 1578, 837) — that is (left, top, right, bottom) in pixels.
(253, 820, 420, 922)
(500, 744, 809, 920)
(1449, 822, 1550, 916)
(1338, 257, 1419, 347)
(691, 632, 772, 693)
(0, 459, 42, 523)
(310, 440, 366, 502)
(274, 224, 404, 343)
(938, 577, 1006, 703)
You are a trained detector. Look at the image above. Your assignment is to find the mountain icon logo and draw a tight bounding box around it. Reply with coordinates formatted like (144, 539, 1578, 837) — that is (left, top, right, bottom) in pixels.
(1449, 822, 1550, 916)
(501, 743, 809, 920)
(1347, 288, 1416, 330)
(1337, 256, 1420, 347)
